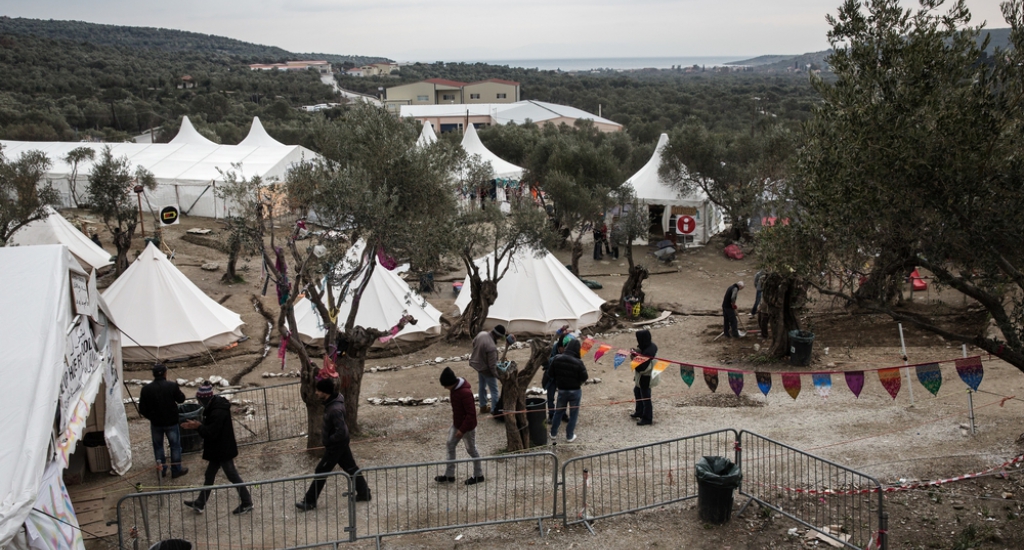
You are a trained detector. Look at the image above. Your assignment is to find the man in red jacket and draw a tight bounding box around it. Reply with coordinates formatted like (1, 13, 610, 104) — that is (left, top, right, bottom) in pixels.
(436, 367, 484, 485)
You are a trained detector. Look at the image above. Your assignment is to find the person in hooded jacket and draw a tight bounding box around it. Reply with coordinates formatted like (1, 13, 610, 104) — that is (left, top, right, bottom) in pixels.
(296, 378, 371, 511)
(542, 326, 572, 423)
(630, 330, 658, 426)
(436, 367, 484, 485)
(181, 384, 252, 515)
(548, 339, 588, 442)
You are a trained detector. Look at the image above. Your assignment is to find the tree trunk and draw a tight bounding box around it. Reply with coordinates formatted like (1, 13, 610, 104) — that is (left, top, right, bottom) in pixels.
(447, 277, 498, 341)
(761, 273, 801, 358)
(620, 264, 648, 305)
(113, 228, 133, 276)
(221, 234, 240, 284)
(495, 339, 552, 452)
(570, 240, 583, 276)
(339, 352, 366, 436)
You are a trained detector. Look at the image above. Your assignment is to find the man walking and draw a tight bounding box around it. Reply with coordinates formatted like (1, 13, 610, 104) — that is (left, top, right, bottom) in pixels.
(138, 363, 188, 478)
(469, 325, 505, 415)
(722, 280, 745, 338)
(295, 378, 371, 511)
(182, 384, 252, 515)
(436, 367, 485, 485)
(631, 329, 658, 426)
(750, 270, 764, 317)
(549, 339, 588, 443)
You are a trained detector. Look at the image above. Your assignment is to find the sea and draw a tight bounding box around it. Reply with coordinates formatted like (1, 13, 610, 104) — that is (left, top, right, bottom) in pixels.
(462, 56, 749, 71)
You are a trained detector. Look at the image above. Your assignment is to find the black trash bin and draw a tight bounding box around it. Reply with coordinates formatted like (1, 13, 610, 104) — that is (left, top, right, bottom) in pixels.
(788, 330, 815, 366)
(525, 397, 548, 447)
(695, 456, 742, 524)
(177, 403, 204, 452)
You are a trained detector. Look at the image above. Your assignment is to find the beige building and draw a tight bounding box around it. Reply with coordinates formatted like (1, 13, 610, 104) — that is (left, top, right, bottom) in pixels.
(249, 61, 332, 75)
(346, 62, 399, 77)
(385, 79, 520, 110)
(400, 100, 622, 134)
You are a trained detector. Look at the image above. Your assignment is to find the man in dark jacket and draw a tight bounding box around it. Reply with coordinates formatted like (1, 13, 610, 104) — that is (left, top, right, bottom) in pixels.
(436, 367, 484, 485)
(543, 327, 572, 423)
(138, 363, 188, 478)
(722, 281, 745, 338)
(631, 330, 658, 426)
(182, 384, 252, 515)
(548, 339, 588, 442)
(296, 378, 371, 511)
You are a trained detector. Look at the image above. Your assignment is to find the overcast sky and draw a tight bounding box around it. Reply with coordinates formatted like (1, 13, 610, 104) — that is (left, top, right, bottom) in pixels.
(0, 0, 1008, 62)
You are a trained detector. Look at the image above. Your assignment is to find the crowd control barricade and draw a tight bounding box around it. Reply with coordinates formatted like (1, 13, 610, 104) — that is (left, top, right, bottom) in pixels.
(738, 431, 887, 550)
(560, 429, 738, 530)
(116, 471, 354, 549)
(177, 382, 307, 452)
(353, 452, 558, 545)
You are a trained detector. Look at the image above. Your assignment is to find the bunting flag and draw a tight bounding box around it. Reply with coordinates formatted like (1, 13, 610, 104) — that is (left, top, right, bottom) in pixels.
(278, 330, 290, 369)
(755, 372, 772, 396)
(318, 355, 339, 380)
(652, 360, 670, 377)
(915, 363, 942, 396)
(613, 352, 627, 369)
(703, 368, 719, 393)
(593, 344, 613, 362)
(580, 337, 596, 357)
(812, 373, 832, 399)
(878, 368, 902, 400)
(782, 373, 801, 400)
(630, 355, 648, 371)
(845, 371, 865, 398)
(728, 372, 744, 396)
(955, 356, 984, 391)
(680, 364, 695, 387)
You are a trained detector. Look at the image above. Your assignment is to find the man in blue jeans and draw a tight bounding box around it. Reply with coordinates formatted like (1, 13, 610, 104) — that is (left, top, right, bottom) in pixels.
(139, 363, 189, 478)
(548, 339, 588, 442)
(469, 325, 505, 415)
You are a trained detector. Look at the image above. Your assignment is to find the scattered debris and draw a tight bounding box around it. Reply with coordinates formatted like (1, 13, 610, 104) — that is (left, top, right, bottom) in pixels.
(186, 228, 213, 235)
(201, 262, 220, 271)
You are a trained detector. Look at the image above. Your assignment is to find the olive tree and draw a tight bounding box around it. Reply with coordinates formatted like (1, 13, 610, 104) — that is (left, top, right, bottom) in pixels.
(0, 148, 57, 245)
(86, 146, 155, 276)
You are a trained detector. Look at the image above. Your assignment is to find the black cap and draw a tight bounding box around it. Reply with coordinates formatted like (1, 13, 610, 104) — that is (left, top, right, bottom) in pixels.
(491, 325, 506, 337)
(439, 366, 457, 387)
(316, 378, 336, 394)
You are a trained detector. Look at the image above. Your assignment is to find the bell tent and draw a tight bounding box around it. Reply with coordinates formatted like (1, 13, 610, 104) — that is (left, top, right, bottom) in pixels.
(8, 207, 113, 272)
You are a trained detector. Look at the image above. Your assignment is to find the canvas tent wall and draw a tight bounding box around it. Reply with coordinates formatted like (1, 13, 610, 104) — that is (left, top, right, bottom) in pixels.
(454, 248, 607, 335)
(416, 121, 438, 147)
(0, 116, 319, 219)
(102, 242, 244, 361)
(8, 206, 113, 271)
(294, 240, 443, 348)
(0, 245, 131, 549)
(623, 133, 724, 246)
(460, 122, 524, 181)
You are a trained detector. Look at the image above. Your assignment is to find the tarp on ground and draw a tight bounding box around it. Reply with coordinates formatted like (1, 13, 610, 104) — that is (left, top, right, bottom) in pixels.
(102, 242, 244, 361)
(453, 247, 606, 335)
(8, 207, 113, 272)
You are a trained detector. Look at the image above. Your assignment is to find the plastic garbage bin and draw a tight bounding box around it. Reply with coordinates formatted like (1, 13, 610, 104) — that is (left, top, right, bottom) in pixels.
(788, 330, 815, 367)
(695, 456, 742, 524)
(525, 397, 548, 447)
(178, 403, 204, 452)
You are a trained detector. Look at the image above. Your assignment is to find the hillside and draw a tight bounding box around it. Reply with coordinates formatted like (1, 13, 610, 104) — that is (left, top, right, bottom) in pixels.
(0, 16, 390, 65)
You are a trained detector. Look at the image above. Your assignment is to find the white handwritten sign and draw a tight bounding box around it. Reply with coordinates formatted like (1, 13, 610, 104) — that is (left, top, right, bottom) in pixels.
(70, 271, 90, 316)
(59, 318, 98, 434)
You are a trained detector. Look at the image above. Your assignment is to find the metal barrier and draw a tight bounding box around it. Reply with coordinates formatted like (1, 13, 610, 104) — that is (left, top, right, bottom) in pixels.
(178, 381, 307, 452)
(737, 431, 887, 550)
(354, 452, 558, 545)
(117, 471, 354, 550)
(560, 429, 738, 530)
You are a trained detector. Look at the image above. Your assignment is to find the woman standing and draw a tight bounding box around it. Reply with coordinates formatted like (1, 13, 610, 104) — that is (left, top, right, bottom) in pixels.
(630, 330, 658, 426)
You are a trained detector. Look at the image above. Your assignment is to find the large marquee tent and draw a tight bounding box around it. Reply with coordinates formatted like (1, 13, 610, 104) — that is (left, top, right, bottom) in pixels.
(8, 207, 113, 272)
(0, 245, 131, 549)
(460, 122, 524, 181)
(0, 116, 319, 218)
(102, 242, 244, 361)
(624, 133, 724, 246)
(454, 247, 607, 335)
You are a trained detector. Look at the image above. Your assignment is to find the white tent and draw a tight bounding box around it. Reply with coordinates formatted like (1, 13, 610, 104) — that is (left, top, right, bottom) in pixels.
(624, 133, 724, 246)
(416, 121, 438, 147)
(102, 242, 244, 361)
(1, 116, 320, 219)
(294, 240, 443, 348)
(238, 116, 285, 147)
(9, 207, 113, 271)
(0, 245, 131, 548)
(461, 123, 524, 181)
(454, 248, 606, 335)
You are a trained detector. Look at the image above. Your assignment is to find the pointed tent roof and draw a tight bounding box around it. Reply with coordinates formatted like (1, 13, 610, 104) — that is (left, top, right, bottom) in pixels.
(416, 121, 438, 147)
(102, 242, 244, 361)
(9, 207, 113, 271)
(169, 116, 218, 146)
(624, 133, 707, 205)
(461, 123, 524, 180)
(239, 116, 285, 147)
(294, 240, 443, 347)
(453, 248, 606, 335)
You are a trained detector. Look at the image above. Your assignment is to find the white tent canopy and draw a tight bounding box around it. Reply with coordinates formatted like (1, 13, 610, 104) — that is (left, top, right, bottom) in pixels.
(0, 245, 131, 548)
(1, 116, 320, 218)
(461, 123, 524, 181)
(416, 121, 438, 147)
(454, 248, 606, 335)
(9, 207, 113, 271)
(295, 240, 443, 348)
(238, 116, 285, 147)
(623, 133, 723, 245)
(102, 242, 244, 361)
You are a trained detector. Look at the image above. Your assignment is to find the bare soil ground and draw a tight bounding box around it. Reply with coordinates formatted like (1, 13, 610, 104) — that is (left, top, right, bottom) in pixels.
(74, 214, 1024, 549)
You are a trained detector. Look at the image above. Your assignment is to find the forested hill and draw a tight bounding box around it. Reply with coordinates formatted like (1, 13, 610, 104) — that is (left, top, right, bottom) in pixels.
(0, 17, 390, 65)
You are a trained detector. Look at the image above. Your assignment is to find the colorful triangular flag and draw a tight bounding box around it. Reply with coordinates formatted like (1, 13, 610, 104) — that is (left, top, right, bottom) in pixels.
(812, 373, 831, 400)
(955, 356, 984, 391)
(782, 373, 801, 400)
(593, 344, 613, 362)
(630, 355, 648, 370)
(680, 364, 695, 387)
(728, 372, 744, 396)
(613, 351, 627, 369)
(755, 372, 772, 396)
(915, 363, 942, 396)
(878, 368, 902, 400)
(652, 360, 670, 376)
(703, 368, 719, 393)
(845, 371, 864, 398)
(580, 337, 596, 357)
